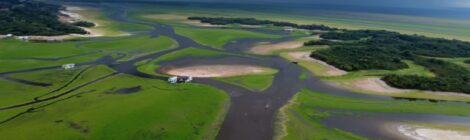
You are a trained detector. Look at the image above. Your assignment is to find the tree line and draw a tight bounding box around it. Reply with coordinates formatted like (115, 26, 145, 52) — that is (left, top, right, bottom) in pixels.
(0, 0, 88, 36)
(188, 17, 336, 31)
(309, 29, 470, 94)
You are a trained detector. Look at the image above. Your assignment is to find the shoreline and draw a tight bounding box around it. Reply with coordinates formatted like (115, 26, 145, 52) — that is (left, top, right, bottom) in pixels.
(384, 123, 470, 140)
(15, 6, 104, 42)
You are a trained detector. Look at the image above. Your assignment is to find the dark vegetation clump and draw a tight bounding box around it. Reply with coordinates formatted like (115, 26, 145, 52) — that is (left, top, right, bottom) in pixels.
(304, 39, 335, 46)
(72, 21, 95, 27)
(309, 29, 470, 94)
(0, 0, 87, 36)
(311, 46, 407, 71)
(111, 86, 142, 94)
(464, 59, 470, 64)
(188, 16, 337, 31)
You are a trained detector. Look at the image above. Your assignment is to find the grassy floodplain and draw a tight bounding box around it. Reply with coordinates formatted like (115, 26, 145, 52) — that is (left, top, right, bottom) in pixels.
(82, 35, 177, 61)
(0, 72, 229, 140)
(0, 35, 176, 73)
(126, 4, 470, 41)
(0, 35, 228, 140)
(0, 39, 97, 72)
(72, 6, 153, 36)
(276, 89, 470, 140)
(0, 9, 227, 138)
(173, 27, 280, 49)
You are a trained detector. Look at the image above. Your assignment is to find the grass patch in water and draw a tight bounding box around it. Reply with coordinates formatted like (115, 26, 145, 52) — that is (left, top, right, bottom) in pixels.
(215, 69, 278, 92)
(174, 27, 280, 49)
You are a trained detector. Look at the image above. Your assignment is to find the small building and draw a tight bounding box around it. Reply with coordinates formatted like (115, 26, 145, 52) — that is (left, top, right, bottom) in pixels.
(62, 63, 76, 69)
(168, 76, 193, 84)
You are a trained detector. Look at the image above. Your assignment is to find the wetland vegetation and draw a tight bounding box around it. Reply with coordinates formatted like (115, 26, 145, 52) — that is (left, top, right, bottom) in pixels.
(1, 1, 470, 140)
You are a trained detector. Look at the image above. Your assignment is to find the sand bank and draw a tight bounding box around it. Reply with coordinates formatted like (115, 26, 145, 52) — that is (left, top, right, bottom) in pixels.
(397, 124, 470, 140)
(162, 65, 275, 77)
(251, 40, 304, 55)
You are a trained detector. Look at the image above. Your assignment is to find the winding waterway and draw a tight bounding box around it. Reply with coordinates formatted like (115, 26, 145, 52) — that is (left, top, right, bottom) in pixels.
(1, 3, 469, 140)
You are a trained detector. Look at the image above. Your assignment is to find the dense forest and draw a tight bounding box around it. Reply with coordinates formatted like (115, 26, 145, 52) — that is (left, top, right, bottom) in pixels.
(304, 39, 336, 46)
(465, 59, 470, 64)
(311, 46, 407, 71)
(73, 21, 96, 27)
(309, 30, 470, 94)
(0, 0, 88, 36)
(188, 17, 336, 31)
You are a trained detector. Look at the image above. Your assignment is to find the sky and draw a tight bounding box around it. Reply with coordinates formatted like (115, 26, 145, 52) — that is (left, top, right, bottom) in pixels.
(69, 0, 470, 9)
(160, 0, 470, 9)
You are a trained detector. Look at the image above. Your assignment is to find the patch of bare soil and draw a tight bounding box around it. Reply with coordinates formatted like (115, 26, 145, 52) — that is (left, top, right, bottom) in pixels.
(162, 65, 273, 78)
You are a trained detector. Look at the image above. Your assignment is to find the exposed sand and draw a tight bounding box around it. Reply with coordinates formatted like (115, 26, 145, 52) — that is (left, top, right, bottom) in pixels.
(251, 41, 304, 55)
(288, 52, 347, 76)
(397, 124, 470, 140)
(162, 65, 274, 78)
(250, 36, 319, 55)
(354, 78, 411, 93)
(329, 78, 410, 94)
